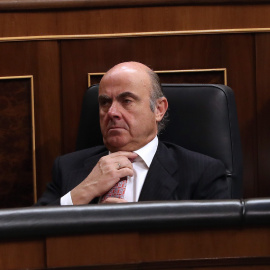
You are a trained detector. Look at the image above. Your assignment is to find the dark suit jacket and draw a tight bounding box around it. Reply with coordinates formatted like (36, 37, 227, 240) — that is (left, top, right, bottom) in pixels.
(36, 141, 229, 206)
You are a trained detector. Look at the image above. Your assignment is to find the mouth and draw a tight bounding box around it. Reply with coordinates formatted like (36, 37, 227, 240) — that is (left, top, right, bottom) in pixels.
(108, 126, 125, 131)
(106, 121, 128, 133)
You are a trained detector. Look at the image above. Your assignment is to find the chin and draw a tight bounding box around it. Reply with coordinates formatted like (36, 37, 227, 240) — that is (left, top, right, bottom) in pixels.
(104, 137, 130, 152)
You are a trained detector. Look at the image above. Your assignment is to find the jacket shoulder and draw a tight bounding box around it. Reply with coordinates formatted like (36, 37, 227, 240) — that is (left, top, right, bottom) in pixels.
(159, 141, 224, 166)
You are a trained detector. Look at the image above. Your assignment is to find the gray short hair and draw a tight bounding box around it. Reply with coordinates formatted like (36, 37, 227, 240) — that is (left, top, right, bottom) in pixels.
(147, 69, 169, 134)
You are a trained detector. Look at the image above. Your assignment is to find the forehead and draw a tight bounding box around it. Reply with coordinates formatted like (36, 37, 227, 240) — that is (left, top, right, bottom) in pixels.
(99, 67, 152, 97)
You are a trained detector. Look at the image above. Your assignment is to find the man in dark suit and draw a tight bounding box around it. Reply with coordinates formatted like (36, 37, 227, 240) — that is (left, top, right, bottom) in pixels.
(37, 62, 229, 206)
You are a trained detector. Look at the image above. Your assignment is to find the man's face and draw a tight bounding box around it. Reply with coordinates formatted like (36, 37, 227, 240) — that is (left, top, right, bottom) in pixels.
(98, 64, 158, 152)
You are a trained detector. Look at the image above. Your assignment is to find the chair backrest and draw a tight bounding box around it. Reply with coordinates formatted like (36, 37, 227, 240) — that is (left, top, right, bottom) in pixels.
(76, 84, 243, 198)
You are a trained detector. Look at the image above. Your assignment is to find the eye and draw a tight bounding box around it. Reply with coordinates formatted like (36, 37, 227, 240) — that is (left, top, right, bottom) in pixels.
(123, 99, 132, 104)
(99, 97, 111, 108)
(99, 100, 108, 106)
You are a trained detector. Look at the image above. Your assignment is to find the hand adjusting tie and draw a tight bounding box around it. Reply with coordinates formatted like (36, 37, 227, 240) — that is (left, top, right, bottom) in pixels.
(101, 157, 136, 202)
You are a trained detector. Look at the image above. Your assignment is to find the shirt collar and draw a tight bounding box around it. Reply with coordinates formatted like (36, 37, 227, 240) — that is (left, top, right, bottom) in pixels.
(134, 136, 158, 168)
(108, 136, 158, 168)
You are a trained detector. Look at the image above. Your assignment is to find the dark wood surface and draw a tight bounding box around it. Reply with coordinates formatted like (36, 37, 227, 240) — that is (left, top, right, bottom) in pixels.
(0, 78, 34, 207)
(0, 239, 45, 269)
(44, 227, 270, 269)
(0, 41, 62, 201)
(256, 33, 270, 197)
(0, 1, 269, 205)
(1, 5, 270, 38)
(1, 226, 270, 270)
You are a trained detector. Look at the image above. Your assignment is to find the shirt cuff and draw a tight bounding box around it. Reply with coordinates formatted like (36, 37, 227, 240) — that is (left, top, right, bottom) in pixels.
(60, 192, 73, 205)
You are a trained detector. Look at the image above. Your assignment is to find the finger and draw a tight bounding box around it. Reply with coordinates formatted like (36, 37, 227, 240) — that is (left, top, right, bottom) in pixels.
(101, 197, 128, 204)
(115, 162, 121, 170)
(117, 167, 134, 178)
(108, 151, 138, 160)
(98, 154, 133, 171)
(114, 156, 134, 170)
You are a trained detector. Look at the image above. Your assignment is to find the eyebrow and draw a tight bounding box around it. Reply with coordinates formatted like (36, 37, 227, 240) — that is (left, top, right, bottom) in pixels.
(117, 91, 140, 101)
(98, 91, 140, 103)
(98, 95, 111, 103)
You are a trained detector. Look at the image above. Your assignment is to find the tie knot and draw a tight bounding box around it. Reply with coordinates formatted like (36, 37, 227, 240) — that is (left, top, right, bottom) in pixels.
(129, 158, 136, 163)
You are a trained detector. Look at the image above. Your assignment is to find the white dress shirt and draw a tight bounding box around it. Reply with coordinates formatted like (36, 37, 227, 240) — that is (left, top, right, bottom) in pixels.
(61, 136, 158, 205)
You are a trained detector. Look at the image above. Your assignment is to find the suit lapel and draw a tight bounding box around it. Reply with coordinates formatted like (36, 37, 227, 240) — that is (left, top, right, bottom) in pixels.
(83, 150, 108, 169)
(139, 142, 179, 201)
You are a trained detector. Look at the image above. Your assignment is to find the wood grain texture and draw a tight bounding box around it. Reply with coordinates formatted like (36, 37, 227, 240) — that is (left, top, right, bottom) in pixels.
(0, 78, 34, 207)
(219, 34, 257, 197)
(46, 228, 270, 268)
(0, 228, 269, 270)
(0, 41, 62, 202)
(1, 5, 270, 38)
(0, 239, 45, 270)
(33, 41, 62, 199)
(46, 232, 140, 268)
(256, 34, 270, 197)
(140, 228, 270, 260)
(89, 70, 226, 86)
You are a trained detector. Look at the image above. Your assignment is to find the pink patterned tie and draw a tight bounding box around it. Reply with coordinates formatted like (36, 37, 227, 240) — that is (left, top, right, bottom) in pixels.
(100, 177, 127, 202)
(100, 158, 135, 202)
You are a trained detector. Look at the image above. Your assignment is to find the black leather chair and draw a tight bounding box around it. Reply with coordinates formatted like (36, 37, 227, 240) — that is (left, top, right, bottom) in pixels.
(76, 84, 243, 199)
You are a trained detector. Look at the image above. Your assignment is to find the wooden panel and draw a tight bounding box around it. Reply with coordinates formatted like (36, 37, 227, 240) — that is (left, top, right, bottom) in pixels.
(218, 34, 257, 198)
(0, 41, 62, 204)
(89, 69, 226, 86)
(33, 41, 62, 199)
(0, 77, 35, 207)
(0, 239, 45, 270)
(46, 232, 140, 268)
(0, 230, 269, 270)
(1, 5, 270, 38)
(140, 228, 270, 260)
(256, 33, 270, 197)
(61, 34, 256, 198)
(46, 228, 270, 268)
(158, 70, 226, 84)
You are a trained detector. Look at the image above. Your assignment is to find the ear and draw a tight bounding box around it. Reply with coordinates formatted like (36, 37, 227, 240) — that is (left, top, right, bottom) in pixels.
(155, 97, 168, 122)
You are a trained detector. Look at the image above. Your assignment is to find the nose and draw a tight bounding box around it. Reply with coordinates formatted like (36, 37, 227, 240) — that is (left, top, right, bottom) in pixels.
(107, 102, 121, 118)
